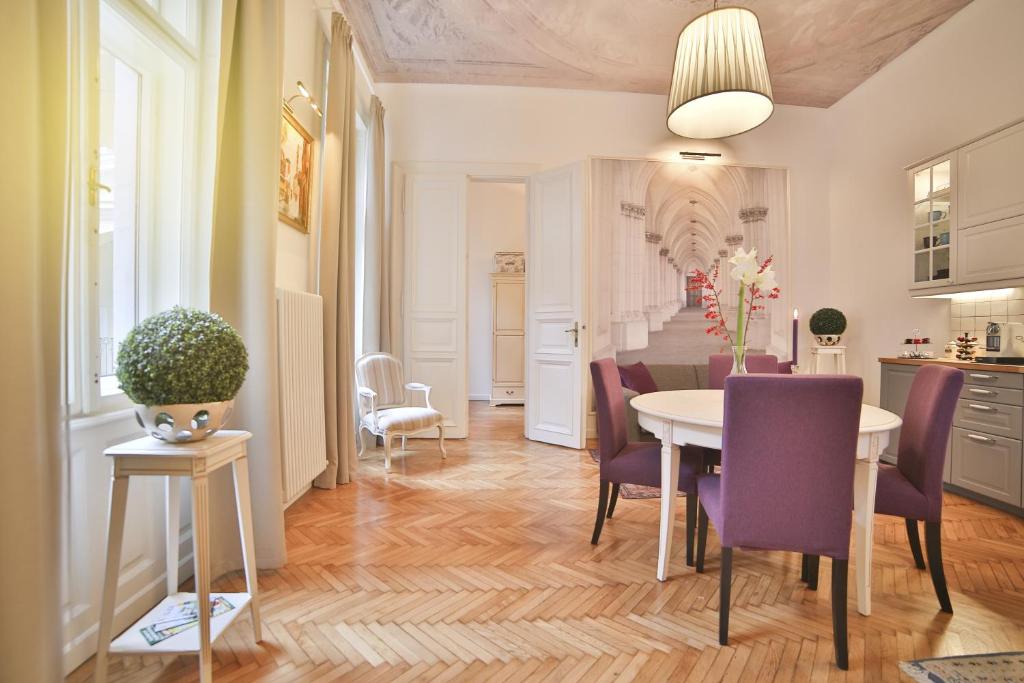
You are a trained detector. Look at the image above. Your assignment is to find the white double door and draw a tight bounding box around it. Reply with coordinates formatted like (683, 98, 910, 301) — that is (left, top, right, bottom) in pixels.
(403, 163, 588, 447)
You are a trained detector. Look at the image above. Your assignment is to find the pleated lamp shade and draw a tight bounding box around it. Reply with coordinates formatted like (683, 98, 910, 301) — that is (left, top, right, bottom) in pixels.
(667, 6, 774, 139)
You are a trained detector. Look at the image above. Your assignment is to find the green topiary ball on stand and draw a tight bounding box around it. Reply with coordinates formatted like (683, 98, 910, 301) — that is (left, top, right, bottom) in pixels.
(117, 307, 249, 442)
(809, 307, 847, 346)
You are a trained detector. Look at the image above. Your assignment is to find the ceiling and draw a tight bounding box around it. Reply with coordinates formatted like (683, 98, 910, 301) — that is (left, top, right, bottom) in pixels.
(338, 0, 970, 108)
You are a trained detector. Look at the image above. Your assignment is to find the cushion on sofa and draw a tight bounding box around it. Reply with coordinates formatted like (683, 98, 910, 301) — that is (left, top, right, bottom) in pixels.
(618, 362, 658, 394)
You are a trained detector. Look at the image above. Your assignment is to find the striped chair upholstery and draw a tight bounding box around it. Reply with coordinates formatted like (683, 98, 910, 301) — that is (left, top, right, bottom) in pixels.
(355, 352, 446, 470)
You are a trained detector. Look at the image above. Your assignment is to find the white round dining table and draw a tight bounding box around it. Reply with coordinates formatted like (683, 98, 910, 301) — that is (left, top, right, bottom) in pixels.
(630, 389, 902, 617)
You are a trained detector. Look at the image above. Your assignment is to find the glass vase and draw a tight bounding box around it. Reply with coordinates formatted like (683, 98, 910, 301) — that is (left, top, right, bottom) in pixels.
(731, 345, 749, 375)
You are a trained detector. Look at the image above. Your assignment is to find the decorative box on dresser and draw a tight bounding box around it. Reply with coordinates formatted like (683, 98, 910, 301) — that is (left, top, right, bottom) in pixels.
(490, 272, 525, 406)
(880, 358, 1024, 514)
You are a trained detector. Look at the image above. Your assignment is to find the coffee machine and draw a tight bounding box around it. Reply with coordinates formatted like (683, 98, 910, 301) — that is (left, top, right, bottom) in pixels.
(985, 322, 1024, 364)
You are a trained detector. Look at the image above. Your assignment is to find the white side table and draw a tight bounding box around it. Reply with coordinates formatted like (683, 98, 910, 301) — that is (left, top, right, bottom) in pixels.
(94, 430, 262, 683)
(810, 345, 847, 374)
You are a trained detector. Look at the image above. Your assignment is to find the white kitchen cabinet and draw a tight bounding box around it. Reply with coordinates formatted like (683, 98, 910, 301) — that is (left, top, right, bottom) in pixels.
(958, 120, 1024, 229)
(909, 156, 955, 289)
(958, 214, 1024, 285)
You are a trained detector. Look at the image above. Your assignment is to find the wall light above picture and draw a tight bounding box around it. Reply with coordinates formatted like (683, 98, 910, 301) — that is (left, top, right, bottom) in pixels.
(284, 80, 323, 118)
(667, 3, 773, 139)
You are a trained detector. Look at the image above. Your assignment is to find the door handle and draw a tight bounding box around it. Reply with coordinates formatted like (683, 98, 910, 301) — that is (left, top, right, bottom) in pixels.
(967, 403, 996, 412)
(564, 321, 580, 348)
(88, 166, 112, 207)
(966, 433, 996, 444)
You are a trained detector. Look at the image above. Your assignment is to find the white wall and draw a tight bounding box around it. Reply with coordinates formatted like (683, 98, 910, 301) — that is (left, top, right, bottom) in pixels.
(467, 182, 527, 399)
(378, 83, 835, 370)
(827, 0, 1024, 402)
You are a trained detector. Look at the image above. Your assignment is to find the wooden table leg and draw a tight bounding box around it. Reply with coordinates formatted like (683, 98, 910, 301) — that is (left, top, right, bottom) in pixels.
(657, 420, 680, 582)
(191, 475, 212, 683)
(232, 456, 263, 641)
(95, 474, 129, 683)
(165, 476, 180, 596)
(853, 434, 881, 616)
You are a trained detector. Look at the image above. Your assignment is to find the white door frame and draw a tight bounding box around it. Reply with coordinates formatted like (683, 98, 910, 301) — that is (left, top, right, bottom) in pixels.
(393, 162, 542, 439)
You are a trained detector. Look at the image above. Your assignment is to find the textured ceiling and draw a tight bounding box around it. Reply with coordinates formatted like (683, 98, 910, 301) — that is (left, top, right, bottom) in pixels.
(338, 0, 971, 108)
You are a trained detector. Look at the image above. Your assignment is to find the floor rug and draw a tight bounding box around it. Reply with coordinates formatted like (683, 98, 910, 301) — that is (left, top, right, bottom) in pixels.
(900, 652, 1024, 682)
(587, 450, 686, 500)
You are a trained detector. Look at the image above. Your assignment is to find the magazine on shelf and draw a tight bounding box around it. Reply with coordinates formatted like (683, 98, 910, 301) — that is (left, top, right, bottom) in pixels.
(139, 596, 235, 646)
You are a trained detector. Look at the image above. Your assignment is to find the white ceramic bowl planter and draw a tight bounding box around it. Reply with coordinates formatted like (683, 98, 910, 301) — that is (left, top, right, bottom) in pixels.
(809, 308, 847, 348)
(135, 400, 235, 443)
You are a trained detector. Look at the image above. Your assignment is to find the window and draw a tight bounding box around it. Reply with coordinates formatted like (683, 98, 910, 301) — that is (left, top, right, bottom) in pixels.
(73, 0, 198, 411)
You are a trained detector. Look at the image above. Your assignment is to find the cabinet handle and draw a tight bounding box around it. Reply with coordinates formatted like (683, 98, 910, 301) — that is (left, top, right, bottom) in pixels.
(968, 388, 996, 395)
(967, 403, 996, 412)
(969, 373, 995, 380)
(966, 433, 996, 444)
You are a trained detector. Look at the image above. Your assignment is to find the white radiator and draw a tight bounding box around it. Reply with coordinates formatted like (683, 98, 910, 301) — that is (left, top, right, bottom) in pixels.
(276, 288, 328, 507)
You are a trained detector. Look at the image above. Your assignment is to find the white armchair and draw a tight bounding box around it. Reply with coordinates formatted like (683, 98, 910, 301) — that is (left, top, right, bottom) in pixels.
(355, 352, 446, 470)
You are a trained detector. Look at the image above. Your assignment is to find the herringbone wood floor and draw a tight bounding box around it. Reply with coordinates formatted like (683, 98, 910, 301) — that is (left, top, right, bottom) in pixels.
(71, 403, 1024, 682)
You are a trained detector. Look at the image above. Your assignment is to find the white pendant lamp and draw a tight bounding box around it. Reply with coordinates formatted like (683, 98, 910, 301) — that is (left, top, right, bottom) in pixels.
(667, 4, 774, 139)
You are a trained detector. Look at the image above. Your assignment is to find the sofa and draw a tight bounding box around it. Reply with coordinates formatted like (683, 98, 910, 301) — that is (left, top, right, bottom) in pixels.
(622, 364, 710, 442)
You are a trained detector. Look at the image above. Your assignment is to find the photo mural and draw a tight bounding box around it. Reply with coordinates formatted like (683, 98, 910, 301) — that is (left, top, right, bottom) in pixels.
(589, 159, 790, 365)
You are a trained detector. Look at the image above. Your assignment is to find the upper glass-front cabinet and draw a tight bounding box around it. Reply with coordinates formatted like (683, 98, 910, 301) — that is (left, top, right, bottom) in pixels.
(910, 156, 956, 288)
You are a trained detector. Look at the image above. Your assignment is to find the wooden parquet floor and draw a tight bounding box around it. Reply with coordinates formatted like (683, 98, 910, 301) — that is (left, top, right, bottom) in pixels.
(70, 403, 1024, 682)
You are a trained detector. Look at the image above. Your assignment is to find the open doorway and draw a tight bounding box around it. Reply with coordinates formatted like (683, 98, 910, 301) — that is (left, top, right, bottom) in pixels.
(467, 179, 528, 432)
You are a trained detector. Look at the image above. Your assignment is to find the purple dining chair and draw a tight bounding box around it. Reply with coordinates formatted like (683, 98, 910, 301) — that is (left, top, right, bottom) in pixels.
(707, 353, 780, 390)
(696, 374, 863, 670)
(590, 358, 704, 564)
(874, 365, 963, 613)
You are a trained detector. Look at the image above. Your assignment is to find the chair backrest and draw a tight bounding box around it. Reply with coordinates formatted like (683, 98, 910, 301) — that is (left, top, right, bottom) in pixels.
(896, 365, 964, 522)
(708, 353, 780, 389)
(718, 374, 863, 559)
(355, 353, 406, 408)
(590, 358, 628, 463)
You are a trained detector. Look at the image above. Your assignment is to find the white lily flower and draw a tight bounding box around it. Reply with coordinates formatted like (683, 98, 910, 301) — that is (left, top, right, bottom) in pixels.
(755, 266, 778, 292)
(728, 247, 758, 284)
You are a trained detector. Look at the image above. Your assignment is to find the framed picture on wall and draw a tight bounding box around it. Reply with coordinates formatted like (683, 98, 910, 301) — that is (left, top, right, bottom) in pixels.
(278, 107, 313, 233)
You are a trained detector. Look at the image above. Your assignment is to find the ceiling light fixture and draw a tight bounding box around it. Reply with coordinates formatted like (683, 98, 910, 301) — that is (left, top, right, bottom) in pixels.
(667, 2, 773, 139)
(679, 151, 722, 161)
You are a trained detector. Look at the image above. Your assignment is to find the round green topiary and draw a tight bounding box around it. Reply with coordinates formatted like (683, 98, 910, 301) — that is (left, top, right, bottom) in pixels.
(809, 308, 847, 335)
(116, 307, 249, 406)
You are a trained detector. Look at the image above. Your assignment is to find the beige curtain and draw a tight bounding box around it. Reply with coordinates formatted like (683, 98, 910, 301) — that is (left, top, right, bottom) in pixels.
(209, 0, 287, 567)
(366, 95, 399, 354)
(0, 1, 68, 679)
(315, 12, 359, 488)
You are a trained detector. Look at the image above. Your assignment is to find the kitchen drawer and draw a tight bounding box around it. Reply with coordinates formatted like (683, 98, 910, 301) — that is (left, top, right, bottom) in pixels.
(960, 383, 1024, 406)
(961, 369, 1024, 390)
(491, 385, 525, 403)
(950, 427, 1023, 506)
(954, 399, 1023, 440)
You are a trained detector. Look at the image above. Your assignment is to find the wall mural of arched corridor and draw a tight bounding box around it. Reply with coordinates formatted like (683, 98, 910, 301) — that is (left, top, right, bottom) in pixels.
(590, 159, 790, 365)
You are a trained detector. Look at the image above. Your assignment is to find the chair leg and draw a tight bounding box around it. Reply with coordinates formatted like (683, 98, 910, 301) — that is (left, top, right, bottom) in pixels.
(356, 427, 366, 459)
(437, 425, 447, 459)
(606, 483, 620, 519)
(806, 555, 820, 591)
(800, 553, 808, 582)
(906, 518, 926, 569)
(685, 493, 697, 567)
(383, 434, 392, 470)
(924, 521, 953, 613)
(591, 480, 610, 545)
(696, 503, 709, 573)
(831, 558, 849, 670)
(719, 546, 732, 646)
(402, 435, 408, 450)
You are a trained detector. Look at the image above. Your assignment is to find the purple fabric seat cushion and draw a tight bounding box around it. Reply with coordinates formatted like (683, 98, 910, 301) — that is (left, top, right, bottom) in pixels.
(603, 442, 702, 493)
(874, 464, 930, 520)
(618, 362, 659, 395)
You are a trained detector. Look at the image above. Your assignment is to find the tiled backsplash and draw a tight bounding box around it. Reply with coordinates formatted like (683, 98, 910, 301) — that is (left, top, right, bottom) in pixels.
(948, 287, 1024, 343)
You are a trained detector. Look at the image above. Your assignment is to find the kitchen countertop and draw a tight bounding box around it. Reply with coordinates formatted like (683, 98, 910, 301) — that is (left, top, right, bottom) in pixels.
(879, 357, 1024, 373)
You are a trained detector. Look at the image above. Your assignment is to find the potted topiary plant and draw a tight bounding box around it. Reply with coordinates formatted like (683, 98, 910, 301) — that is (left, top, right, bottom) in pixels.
(809, 307, 847, 346)
(117, 307, 249, 442)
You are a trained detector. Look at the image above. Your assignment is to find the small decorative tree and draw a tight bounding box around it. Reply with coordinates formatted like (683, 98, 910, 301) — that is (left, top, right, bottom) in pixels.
(117, 307, 248, 442)
(809, 308, 847, 346)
